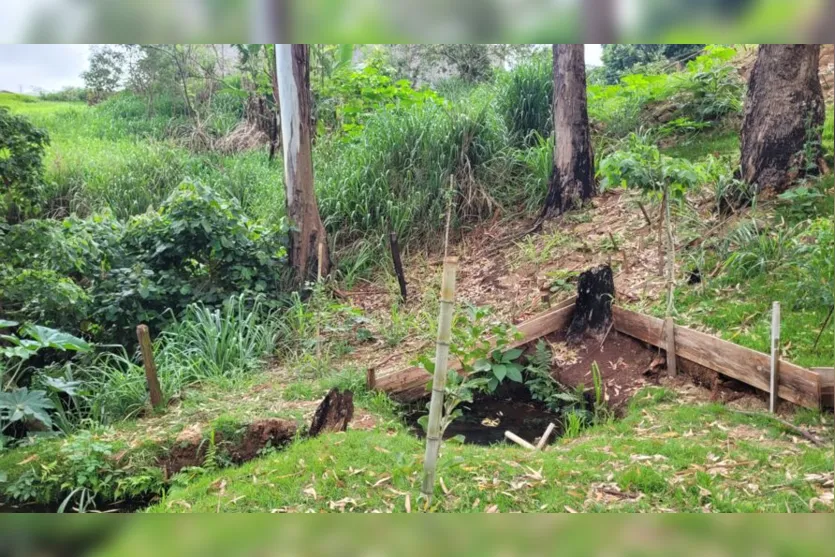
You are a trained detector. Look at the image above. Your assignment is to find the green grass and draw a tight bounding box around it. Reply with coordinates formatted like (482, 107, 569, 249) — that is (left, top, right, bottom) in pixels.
(145, 387, 832, 513)
(662, 129, 740, 161)
(669, 273, 834, 369)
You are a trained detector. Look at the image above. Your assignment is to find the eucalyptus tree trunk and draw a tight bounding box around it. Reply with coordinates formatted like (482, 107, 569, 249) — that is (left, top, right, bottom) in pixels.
(276, 44, 330, 284)
(739, 44, 824, 197)
(543, 44, 596, 218)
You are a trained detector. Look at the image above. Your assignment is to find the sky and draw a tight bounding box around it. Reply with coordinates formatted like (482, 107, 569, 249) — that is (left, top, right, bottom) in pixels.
(0, 44, 604, 94)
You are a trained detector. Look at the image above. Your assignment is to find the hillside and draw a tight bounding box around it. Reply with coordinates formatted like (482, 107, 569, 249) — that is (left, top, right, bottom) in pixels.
(0, 44, 832, 514)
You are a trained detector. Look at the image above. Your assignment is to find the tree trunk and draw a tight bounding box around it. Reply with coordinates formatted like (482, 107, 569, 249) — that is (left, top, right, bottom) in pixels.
(276, 44, 330, 284)
(543, 44, 596, 218)
(739, 44, 824, 197)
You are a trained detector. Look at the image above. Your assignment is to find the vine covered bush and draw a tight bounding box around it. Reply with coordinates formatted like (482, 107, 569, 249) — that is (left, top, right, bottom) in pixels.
(1, 181, 290, 343)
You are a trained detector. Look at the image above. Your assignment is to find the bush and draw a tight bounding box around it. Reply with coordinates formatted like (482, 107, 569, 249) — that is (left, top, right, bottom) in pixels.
(597, 132, 706, 198)
(0, 107, 50, 222)
(2, 182, 290, 344)
(315, 62, 443, 139)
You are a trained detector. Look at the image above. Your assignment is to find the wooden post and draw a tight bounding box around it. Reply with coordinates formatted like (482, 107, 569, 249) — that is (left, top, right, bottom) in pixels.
(389, 232, 407, 303)
(366, 367, 376, 391)
(770, 301, 781, 413)
(665, 317, 677, 377)
(136, 325, 164, 409)
(421, 256, 458, 503)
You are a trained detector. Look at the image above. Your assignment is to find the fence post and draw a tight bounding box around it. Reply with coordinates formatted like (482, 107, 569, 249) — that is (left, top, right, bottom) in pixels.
(769, 302, 781, 413)
(136, 324, 164, 410)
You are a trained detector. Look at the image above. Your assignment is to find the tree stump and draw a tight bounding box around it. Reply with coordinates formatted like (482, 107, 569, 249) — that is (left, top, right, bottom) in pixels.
(566, 265, 614, 345)
(309, 388, 354, 437)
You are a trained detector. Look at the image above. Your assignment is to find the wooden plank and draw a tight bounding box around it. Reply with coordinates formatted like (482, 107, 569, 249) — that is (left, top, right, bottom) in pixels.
(612, 306, 822, 409)
(812, 368, 834, 408)
(376, 301, 576, 400)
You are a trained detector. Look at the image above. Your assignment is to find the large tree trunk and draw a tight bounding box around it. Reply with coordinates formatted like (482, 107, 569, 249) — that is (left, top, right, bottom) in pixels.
(543, 44, 596, 218)
(739, 44, 824, 197)
(276, 44, 330, 284)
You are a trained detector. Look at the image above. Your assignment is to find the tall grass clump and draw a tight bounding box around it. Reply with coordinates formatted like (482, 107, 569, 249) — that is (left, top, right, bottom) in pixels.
(77, 294, 278, 424)
(157, 293, 279, 383)
(316, 92, 525, 259)
(496, 52, 553, 147)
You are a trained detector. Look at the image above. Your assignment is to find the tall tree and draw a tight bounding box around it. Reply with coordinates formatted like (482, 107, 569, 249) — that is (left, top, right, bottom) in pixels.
(276, 44, 330, 284)
(542, 44, 595, 218)
(739, 44, 824, 196)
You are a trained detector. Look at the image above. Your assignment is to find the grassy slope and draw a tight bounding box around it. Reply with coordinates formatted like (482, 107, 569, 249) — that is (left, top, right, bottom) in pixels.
(148, 387, 832, 513)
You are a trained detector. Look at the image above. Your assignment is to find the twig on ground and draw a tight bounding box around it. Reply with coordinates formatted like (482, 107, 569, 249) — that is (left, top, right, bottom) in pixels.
(728, 409, 828, 447)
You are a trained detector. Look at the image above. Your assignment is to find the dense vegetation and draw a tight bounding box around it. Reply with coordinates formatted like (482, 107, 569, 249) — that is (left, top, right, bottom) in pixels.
(1, 44, 832, 512)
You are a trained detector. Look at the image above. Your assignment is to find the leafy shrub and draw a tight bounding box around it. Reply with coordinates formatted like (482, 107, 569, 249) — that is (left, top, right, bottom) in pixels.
(0, 107, 50, 222)
(94, 181, 289, 341)
(589, 46, 742, 141)
(496, 53, 553, 147)
(2, 181, 290, 343)
(0, 268, 91, 333)
(315, 62, 443, 138)
(598, 132, 705, 198)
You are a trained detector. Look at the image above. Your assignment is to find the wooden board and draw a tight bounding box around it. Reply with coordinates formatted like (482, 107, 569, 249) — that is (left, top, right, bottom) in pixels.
(376, 300, 576, 400)
(812, 368, 834, 406)
(612, 306, 822, 409)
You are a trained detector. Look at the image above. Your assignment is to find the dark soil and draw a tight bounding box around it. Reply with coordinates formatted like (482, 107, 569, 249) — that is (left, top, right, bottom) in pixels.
(547, 329, 658, 413)
(406, 381, 562, 446)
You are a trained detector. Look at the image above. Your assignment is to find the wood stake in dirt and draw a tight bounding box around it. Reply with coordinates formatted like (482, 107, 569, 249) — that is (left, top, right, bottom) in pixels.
(663, 183, 677, 377)
(389, 232, 407, 302)
(421, 256, 458, 503)
(770, 301, 781, 413)
(136, 325, 164, 409)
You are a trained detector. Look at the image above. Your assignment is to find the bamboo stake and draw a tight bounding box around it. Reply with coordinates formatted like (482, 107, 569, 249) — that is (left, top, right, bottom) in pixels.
(769, 301, 781, 413)
(535, 423, 557, 450)
(136, 325, 163, 409)
(663, 184, 677, 377)
(420, 256, 458, 503)
(316, 241, 324, 360)
(504, 431, 536, 450)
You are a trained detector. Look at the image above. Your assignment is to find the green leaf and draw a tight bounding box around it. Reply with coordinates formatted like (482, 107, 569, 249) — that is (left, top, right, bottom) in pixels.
(492, 364, 507, 381)
(0, 319, 18, 328)
(0, 388, 55, 429)
(20, 325, 91, 353)
(505, 364, 523, 383)
(502, 348, 523, 362)
(487, 377, 499, 392)
(473, 358, 492, 372)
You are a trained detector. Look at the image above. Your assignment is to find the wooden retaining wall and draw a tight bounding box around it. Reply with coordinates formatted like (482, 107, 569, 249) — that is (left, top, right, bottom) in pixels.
(612, 306, 825, 410)
(375, 298, 576, 401)
(376, 300, 831, 410)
